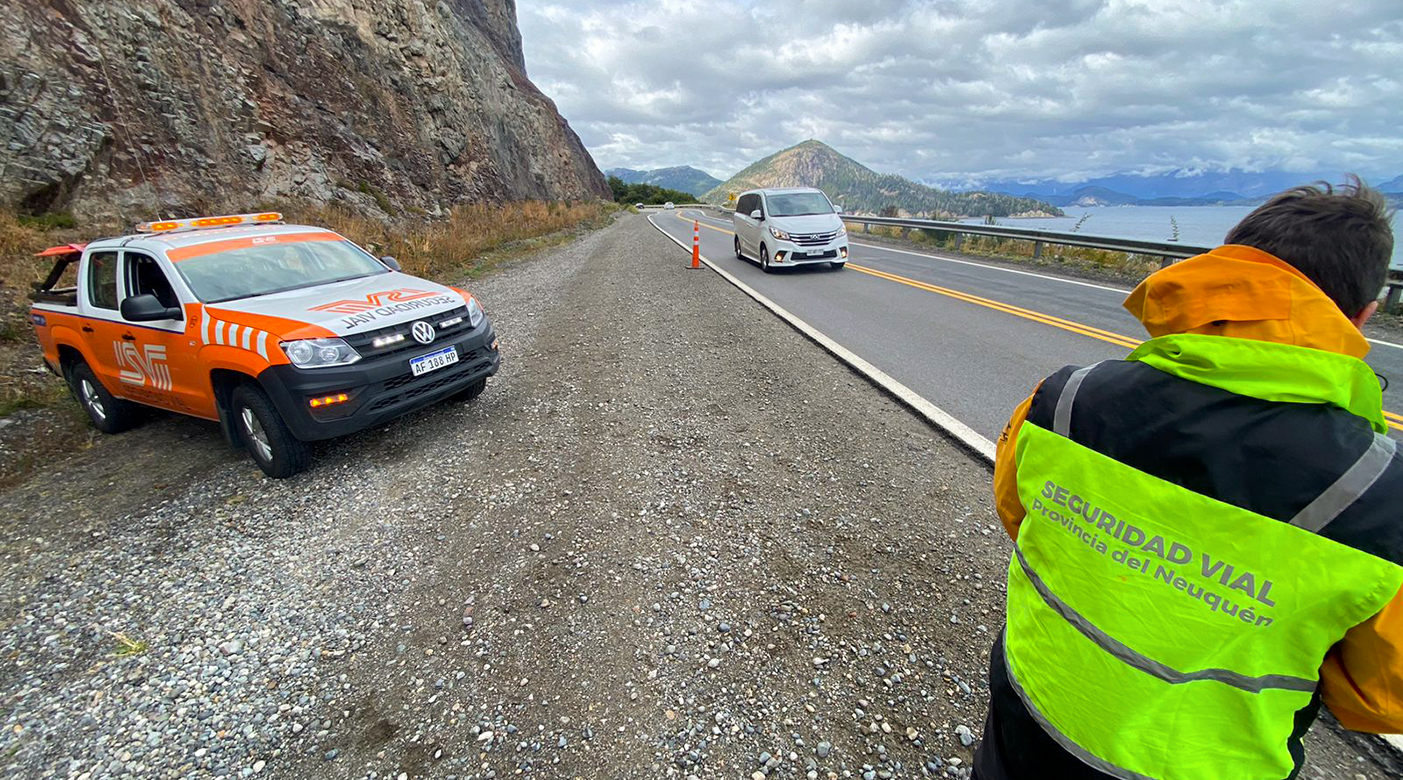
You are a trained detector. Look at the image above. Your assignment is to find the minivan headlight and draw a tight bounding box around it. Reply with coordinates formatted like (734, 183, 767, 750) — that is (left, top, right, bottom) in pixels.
(836, 224, 847, 236)
(467, 297, 485, 328)
(281, 338, 361, 369)
(768, 226, 791, 241)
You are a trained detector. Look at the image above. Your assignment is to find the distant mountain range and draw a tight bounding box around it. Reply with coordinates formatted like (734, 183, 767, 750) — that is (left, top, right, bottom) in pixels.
(940, 170, 1403, 208)
(604, 166, 723, 196)
(701, 141, 1060, 218)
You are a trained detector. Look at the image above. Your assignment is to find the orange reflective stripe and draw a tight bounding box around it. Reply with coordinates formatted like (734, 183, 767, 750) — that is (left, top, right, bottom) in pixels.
(166, 232, 342, 262)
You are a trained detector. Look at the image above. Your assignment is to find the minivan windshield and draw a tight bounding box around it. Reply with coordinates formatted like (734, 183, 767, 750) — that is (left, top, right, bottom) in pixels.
(767, 192, 834, 217)
(176, 239, 388, 303)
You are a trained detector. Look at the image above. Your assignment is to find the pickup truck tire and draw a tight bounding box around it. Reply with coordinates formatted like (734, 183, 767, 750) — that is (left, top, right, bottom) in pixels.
(68, 362, 142, 434)
(454, 377, 488, 403)
(231, 384, 310, 479)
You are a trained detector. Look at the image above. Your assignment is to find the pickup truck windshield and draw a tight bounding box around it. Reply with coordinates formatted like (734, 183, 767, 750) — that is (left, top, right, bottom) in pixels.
(176, 240, 387, 303)
(767, 192, 834, 217)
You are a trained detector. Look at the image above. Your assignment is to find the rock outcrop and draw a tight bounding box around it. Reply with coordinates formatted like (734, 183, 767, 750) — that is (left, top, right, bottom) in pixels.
(0, 0, 609, 221)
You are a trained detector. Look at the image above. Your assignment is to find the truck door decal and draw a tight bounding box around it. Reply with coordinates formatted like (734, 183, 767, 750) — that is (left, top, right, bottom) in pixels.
(115, 341, 172, 391)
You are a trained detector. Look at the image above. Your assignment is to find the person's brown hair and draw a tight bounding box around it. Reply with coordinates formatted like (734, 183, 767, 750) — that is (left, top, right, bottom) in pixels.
(1224, 175, 1395, 316)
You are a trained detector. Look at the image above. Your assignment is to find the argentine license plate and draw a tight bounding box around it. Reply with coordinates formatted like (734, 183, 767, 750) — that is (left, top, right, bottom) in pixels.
(410, 345, 458, 377)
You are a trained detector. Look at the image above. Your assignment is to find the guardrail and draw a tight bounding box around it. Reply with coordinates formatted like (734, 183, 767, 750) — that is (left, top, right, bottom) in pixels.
(838, 214, 1211, 268)
(837, 214, 1403, 307)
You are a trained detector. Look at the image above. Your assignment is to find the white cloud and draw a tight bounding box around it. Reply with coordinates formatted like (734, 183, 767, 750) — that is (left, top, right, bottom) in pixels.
(518, 0, 1403, 183)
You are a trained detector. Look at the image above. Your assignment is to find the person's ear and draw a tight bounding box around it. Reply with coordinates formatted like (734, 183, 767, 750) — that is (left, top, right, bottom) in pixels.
(1350, 300, 1379, 329)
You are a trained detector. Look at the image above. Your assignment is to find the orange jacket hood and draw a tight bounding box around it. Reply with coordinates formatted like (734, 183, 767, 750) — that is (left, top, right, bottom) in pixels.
(1123, 244, 1371, 360)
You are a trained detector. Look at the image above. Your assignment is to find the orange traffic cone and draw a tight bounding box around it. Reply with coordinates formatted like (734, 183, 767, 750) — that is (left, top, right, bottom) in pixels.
(691, 221, 701, 269)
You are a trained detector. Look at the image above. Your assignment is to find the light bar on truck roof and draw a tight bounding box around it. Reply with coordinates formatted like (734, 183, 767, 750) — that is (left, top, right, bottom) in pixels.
(135, 212, 283, 234)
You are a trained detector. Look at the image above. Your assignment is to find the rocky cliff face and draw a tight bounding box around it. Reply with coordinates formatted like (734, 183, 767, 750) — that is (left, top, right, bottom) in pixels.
(0, 0, 609, 222)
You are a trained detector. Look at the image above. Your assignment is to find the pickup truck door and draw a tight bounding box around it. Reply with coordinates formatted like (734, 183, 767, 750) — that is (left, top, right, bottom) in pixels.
(111, 250, 208, 417)
(76, 249, 129, 392)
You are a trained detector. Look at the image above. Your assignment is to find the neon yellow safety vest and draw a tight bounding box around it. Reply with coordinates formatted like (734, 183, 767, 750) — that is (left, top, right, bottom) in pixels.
(1006, 335, 1403, 780)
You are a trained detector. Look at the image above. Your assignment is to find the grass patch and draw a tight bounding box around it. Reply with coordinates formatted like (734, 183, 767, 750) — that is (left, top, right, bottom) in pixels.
(108, 631, 148, 657)
(278, 199, 622, 281)
(17, 212, 77, 231)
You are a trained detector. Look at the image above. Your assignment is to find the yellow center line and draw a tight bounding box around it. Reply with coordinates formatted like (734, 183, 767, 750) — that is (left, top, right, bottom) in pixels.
(850, 264, 1143, 349)
(668, 211, 1403, 432)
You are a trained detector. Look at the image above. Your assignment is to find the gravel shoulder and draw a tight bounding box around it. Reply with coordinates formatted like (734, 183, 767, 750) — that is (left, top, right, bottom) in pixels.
(0, 215, 1389, 779)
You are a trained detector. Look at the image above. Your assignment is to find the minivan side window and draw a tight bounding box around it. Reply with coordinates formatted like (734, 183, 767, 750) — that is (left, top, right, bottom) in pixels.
(87, 251, 120, 310)
(736, 194, 751, 215)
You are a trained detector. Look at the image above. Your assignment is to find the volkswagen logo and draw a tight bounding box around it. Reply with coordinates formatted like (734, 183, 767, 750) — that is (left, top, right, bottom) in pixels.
(411, 321, 436, 345)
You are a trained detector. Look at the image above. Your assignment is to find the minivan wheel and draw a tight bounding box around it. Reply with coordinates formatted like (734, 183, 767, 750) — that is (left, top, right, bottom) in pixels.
(734, 235, 743, 260)
(67, 362, 142, 434)
(231, 384, 311, 478)
(760, 245, 773, 273)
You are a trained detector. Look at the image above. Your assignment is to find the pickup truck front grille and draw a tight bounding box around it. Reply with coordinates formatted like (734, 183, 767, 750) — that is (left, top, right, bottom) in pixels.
(343, 306, 470, 359)
(366, 350, 488, 412)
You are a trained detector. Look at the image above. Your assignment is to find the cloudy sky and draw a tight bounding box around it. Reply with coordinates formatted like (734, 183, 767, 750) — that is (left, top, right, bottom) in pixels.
(518, 0, 1403, 185)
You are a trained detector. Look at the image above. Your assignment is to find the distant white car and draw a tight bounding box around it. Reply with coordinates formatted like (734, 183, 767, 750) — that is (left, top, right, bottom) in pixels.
(664, 202, 675, 209)
(635, 203, 644, 209)
(732, 187, 849, 272)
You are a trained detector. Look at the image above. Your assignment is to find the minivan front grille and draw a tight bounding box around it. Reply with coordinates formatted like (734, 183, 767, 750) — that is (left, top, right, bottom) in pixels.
(790, 230, 840, 247)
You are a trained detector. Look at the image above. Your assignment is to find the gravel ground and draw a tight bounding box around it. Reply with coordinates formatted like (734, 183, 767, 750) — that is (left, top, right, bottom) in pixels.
(0, 215, 1394, 779)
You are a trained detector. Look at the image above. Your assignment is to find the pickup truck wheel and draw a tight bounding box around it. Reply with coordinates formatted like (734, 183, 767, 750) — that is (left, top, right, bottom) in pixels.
(231, 385, 310, 479)
(68, 362, 141, 434)
(454, 377, 488, 403)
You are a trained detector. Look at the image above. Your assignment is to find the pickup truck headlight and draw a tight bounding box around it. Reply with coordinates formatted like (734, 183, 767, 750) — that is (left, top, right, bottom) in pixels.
(281, 337, 361, 369)
(467, 297, 485, 328)
(768, 226, 791, 241)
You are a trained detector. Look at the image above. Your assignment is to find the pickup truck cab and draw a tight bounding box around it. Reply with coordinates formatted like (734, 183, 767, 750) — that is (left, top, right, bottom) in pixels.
(29, 212, 501, 478)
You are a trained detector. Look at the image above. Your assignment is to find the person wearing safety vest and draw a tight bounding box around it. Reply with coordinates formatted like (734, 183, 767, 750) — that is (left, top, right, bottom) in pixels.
(974, 178, 1403, 780)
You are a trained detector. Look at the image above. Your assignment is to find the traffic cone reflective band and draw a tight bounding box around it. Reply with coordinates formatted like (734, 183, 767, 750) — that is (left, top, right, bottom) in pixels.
(692, 221, 701, 269)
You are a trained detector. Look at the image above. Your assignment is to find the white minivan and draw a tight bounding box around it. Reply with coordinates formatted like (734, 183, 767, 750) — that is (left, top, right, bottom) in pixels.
(733, 188, 849, 272)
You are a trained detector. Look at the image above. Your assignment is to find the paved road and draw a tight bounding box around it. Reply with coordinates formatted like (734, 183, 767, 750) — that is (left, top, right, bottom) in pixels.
(651, 208, 1403, 442)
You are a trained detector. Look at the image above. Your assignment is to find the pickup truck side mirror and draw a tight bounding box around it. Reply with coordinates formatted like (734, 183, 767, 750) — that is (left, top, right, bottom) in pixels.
(749, 209, 763, 221)
(381, 256, 402, 271)
(121, 293, 183, 322)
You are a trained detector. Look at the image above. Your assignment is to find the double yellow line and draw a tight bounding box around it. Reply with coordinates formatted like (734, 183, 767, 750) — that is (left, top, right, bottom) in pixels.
(669, 211, 1403, 432)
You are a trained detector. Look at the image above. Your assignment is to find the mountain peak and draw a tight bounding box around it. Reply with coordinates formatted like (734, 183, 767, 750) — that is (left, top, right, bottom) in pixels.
(704, 143, 1060, 218)
(605, 165, 722, 196)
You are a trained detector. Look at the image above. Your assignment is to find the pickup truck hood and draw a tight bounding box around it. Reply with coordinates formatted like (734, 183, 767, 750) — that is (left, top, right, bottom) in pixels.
(770, 214, 843, 234)
(207, 272, 467, 337)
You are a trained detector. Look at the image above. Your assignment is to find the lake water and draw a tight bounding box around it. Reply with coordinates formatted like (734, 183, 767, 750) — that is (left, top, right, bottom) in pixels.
(961, 205, 1403, 268)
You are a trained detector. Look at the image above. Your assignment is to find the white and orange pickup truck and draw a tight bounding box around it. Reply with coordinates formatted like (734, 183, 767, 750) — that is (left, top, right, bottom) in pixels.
(29, 212, 500, 478)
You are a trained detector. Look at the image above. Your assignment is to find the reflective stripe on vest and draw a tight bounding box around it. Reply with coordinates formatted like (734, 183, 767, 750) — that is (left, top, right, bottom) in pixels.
(1007, 362, 1403, 780)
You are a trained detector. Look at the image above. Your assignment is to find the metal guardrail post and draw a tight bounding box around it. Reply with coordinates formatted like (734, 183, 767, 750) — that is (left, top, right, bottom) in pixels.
(954, 234, 964, 250)
(1386, 284, 1403, 312)
(900, 227, 910, 240)
(862, 223, 869, 233)
(1033, 241, 1044, 260)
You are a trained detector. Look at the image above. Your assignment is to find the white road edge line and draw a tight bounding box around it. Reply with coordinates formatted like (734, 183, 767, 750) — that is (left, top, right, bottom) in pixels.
(684, 211, 1403, 353)
(649, 213, 996, 464)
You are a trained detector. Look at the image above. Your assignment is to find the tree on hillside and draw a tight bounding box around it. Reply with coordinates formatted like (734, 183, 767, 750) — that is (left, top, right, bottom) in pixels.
(607, 176, 694, 206)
